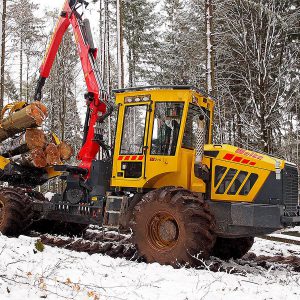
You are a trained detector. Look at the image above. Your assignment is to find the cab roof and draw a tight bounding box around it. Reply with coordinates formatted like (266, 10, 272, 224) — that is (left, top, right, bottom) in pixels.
(113, 85, 216, 101)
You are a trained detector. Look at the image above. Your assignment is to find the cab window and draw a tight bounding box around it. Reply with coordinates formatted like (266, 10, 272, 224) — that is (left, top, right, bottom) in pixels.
(120, 105, 147, 155)
(182, 104, 210, 149)
(151, 102, 184, 156)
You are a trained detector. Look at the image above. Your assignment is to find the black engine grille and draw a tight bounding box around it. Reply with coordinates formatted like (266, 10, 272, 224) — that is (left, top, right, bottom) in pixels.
(282, 164, 299, 216)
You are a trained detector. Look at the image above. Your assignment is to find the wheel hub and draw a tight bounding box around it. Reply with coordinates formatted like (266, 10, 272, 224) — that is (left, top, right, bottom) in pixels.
(147, 212, 179, 250)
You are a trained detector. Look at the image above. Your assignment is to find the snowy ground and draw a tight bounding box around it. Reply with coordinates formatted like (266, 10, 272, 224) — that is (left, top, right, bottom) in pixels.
(0, 234, 300, 300)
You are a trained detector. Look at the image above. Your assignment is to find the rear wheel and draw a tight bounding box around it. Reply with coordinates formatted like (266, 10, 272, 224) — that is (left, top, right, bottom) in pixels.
(131, 187, 216, 267)
(0, 188, 33, 237)
(211, 237, 254, 260)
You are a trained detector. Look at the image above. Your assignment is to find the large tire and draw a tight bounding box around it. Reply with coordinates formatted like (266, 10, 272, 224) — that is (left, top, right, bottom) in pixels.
(212, 237, 254, 260)
(131, 187, 216, 267)
(0, 188, 33, 237)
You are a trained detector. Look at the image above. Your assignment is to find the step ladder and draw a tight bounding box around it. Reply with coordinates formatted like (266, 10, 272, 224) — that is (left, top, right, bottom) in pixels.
(103, 195, 129, 230)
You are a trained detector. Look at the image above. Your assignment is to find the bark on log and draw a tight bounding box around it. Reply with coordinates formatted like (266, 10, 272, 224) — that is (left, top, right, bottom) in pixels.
(45, 143, 62, 166)
(11, 148, 47, 168)
(0, 128, 46, 157)
(0, 103, 48, 142)
(58, 142, 73, 161)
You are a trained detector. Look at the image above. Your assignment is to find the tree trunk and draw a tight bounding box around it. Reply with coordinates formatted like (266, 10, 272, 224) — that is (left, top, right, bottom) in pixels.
(128, 48, 133, 87)
(11, 148, 47, 168)
(116, 0, 124, 88)
(0, 128, 46, 157)
(0, 102, 48, 142)
(205, 0, 215, 96)
(58, 141, 73, 161)
(45, 143, 61, 165)
(0, 0, 7, 111)
(20, 34, 23, 100)
(26, 54, 29, 102)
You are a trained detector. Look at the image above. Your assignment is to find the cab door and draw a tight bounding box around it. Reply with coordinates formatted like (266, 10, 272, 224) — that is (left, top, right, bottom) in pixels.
(112, 101, 151, 186)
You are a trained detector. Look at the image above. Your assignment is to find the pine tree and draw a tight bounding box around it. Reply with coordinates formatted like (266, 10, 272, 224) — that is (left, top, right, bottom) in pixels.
(123, 0, 160, 86)
(214, 0, 299, 153)
(152, 0, 206, 86)
(7, 0, 44, 101)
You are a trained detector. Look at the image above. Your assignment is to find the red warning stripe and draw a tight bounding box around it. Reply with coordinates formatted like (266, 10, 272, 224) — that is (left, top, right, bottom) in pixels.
(223, 154, 234, 160)
(233, 156, 242, 162)
(223, 153, 257, 166)
(241, 159, 250, 164)
(117, 155, 144, 161)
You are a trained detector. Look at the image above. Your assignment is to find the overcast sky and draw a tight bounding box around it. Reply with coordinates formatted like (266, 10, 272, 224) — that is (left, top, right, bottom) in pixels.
(34, 0, 65, 11)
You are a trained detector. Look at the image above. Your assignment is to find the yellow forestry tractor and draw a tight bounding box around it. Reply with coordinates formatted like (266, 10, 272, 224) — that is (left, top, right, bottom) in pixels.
(0, 0, 299, 266)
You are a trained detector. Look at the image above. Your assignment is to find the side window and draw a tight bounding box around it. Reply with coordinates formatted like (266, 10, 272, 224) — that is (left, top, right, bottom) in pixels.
(228, 171, 248, 195)
(120, 105, 147, 155)
(151, 102, 184, 156)
(216, 168, 237, 194)
(214, 166, 227, 187)
(182, 104, 210, 149)
(239, 173, 258, 195)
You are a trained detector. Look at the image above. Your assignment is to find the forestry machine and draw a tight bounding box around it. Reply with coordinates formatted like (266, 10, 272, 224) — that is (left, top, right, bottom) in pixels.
(0, 0, 299, 265)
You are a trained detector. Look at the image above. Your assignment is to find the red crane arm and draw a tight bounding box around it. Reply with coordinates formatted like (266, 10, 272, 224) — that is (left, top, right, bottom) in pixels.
(34, 0, 110, 177)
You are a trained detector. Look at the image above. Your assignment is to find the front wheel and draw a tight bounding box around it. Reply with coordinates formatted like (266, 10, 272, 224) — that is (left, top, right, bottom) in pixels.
(131, 187, 216, 267)
(0, 188, 33, 237)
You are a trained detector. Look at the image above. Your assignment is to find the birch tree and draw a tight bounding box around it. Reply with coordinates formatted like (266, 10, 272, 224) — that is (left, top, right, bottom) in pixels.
(123, 0, 160, 86)
(214, 0, 299, 153)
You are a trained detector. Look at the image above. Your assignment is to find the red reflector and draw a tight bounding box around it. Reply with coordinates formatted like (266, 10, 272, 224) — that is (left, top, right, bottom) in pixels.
(249, 162, 256, 166)
(124, 156, 130, 161)
(118, 156, 124, 161)
(241, 159, 250, 164)
(233, 156, 242, 162)
(138, 156, 144, 161)
(131, 156, 137, 161)
(223, 154, 234, 160)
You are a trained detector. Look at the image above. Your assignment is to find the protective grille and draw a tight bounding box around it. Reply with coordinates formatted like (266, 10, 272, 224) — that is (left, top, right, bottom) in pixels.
(283, 164, 299, 216)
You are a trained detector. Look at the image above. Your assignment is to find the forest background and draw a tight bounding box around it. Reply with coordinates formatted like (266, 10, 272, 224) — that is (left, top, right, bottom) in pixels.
(0, 0, 299, 170)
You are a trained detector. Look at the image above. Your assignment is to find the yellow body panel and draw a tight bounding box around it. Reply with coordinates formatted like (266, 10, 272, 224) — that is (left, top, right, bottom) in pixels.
(111, 87, 288, 205)
(205, 144, 285, 203)
(0, 156, 10, 170)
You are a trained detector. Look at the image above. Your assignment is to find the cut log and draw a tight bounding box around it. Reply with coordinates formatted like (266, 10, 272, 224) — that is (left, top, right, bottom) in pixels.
(33, 102, 48, 117)
(0, 103, 48, 142)
(45, 143, 62, 166)
(11, 148, 47, 168)
(0, 128, 46, 157)
(58, 142, 73, 161)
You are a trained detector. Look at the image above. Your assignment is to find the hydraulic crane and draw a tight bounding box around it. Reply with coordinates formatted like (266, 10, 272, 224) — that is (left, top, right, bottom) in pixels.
(34, 0, 112, 174)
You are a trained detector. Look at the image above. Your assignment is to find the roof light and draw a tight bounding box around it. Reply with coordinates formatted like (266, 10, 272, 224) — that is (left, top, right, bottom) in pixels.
(125, 95, 151, 103)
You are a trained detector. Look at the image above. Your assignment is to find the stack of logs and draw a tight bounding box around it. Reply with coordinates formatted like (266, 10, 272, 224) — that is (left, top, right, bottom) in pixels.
(0, 102, 73, 168)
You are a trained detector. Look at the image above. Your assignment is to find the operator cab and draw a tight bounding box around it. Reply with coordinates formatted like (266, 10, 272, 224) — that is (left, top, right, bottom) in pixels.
(111, 86, 215, 193)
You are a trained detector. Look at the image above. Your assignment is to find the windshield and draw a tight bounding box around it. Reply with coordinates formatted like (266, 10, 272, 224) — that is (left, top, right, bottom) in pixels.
(151, 102, 184, 156)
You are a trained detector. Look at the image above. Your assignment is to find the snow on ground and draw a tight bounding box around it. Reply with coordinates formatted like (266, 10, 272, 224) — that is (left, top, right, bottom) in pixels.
(0, 234, 300, 300)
